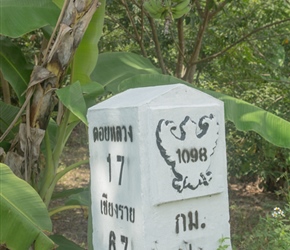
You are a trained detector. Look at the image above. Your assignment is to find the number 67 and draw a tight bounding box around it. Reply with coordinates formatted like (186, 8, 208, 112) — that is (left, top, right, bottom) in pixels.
(109, 231, 128, 250)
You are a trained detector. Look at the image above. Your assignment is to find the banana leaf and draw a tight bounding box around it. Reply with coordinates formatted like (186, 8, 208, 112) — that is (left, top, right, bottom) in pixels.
(0, 37, 32, 104)
(72, 0, 106, 84)
(0, 102, 20, 145)
(49, 235, 84, 250)
(91, 52, 161, 94)
(91, 52, 290, 148)
(0, 0, 59, 38)
(204, 89, 290, 149)
(56, 81, 104, 125)
(0, 163, 55, 250)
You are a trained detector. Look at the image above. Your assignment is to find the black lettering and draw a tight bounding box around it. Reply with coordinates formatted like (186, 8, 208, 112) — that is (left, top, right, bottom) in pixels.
(93, 125, 133, 143)
(111, 127, 116, 142)
(109, 202, 114, 217)
(190, 148, 198, 162)
(101, 193, 108, 215)
(176, 148, 208, 163)
(119, 205, 124, 219)
(175, 210, 205, 234)
(109, 231, 116, 250)
(93, 127, 98, 142)
(124, 206, 129, 221)
(117, 155, 125, 185)
(128, 125, 133, 142)
(176, 149, 181, 164)
(182, 149, 190, 163)
(121, 235, 128, 250)
(175, 214, 186, 234)
(129, 208, 135, 223)
(99, 127, 104, 141)
(105, 127, 110, 141)
(107, 154, 112, 183)
(103, 200, 108, 215)
(122, 126, 127, 141)
(100, 195, 135, 223)
(116, 126, 122, 142)
(199, 148, 207, 161)
(188, 211, 198, 230)
(114, 204, 119, 219)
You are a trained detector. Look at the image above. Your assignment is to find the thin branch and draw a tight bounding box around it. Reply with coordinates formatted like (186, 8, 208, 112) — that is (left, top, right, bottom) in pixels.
(131, 0, 141, 8)
(139, 0, 147, 57)
(193, 18, 290, 66)
(105, 15, 137, 41)
(183, 2, 211, 82)
(176, 17, 185, 78)
(147, 16, 167, 74)
(120, 0, 147, 57)
(209, 0, 228, 19)
(195, 0, 204, 18)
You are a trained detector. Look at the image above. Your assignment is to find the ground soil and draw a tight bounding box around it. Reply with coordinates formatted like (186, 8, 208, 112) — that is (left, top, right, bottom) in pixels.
(50, 124, 284, 249)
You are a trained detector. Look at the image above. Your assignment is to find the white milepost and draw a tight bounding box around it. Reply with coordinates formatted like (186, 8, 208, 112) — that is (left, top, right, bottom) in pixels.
(87, 84, 231, 250)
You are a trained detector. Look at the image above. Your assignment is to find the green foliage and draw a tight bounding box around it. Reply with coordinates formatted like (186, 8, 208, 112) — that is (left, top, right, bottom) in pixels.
(91, 52, 161, 94)
(217, 237, 231, 250)
(0, 37, 32, 104)
(1, 0, 290, 248)
(91, 52, 290, 150)
(205, 89, 290, 149)
(240, 206, 290, 249)
(56, 82, 88, 125)
(204, 80, 290, 190)
(0, 102, 19, 145)
(0, 163, 55, 250)
(0, 0, 59, 38)
(72, 0, 106, 84)
(0, 0, 105, 248)
(49, 235, 85, 250)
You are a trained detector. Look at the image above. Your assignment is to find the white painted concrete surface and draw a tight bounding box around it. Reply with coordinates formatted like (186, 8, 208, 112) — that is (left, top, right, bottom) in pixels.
(88, 84, 231, 250)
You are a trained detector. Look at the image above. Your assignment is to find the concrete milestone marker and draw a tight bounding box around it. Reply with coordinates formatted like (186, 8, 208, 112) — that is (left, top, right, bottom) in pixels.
(88, 84, 231, 250)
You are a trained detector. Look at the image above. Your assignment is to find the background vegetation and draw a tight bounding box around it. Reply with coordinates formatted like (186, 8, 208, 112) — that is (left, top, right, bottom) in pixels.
(101, 0, 290, 191)
(1, 0, 290, 249)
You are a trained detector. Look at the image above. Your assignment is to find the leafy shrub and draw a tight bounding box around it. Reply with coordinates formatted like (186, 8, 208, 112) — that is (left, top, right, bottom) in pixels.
(241, 206, 290, 249)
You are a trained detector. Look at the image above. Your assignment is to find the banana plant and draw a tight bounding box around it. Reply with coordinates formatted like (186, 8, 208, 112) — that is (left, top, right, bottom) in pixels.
(1, 0, 290, 249)
(0, 0, 105, 248)
(0, 163, 55, 250)
(90, 52, 290, 149)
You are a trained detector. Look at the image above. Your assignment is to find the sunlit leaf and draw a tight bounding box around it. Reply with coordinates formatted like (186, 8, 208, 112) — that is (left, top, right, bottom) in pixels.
(0, 163, 55, 250)
(119, 74, 187, 92)
(91, 52, 161, 94)
(116, 67, 290, 149)
(204, 89, 290, 149)
(72, 0, 106, 84)
(52, 0, 63, 8)
(56, 82, 87, 125)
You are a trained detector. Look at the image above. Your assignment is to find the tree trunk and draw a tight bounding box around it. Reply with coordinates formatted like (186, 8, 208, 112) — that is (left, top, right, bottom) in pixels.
(183, 7, 210, 83)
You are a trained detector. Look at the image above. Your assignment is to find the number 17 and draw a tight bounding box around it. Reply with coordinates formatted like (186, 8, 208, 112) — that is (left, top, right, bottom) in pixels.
(107, 154, 125, 185)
